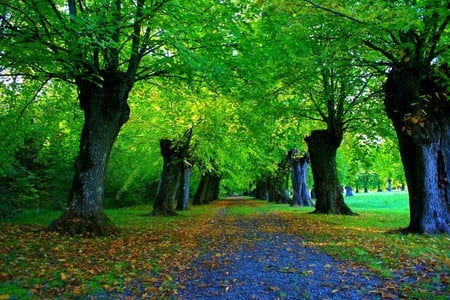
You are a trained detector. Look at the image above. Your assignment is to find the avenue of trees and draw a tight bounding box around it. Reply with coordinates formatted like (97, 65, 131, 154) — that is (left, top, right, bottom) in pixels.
(0, 0, 448, 234)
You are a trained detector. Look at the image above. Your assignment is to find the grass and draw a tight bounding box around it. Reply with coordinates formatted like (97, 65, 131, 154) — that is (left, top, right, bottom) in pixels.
(1, 192, 449, 299)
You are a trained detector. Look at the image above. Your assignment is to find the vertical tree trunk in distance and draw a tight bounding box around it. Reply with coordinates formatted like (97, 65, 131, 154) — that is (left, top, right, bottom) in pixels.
(305, 130, 354, 215)
(153, 128, 192, 215)
(384, 64, 450, 234)
(176, 163, 192, 211)
(287, 148, 312, 207)
(152, 139, 182, 216)
(269, 160, 290, 203)
(49, 71, 131, 235)
(254, 179, 269, 200)
(193, 173, 221, 205)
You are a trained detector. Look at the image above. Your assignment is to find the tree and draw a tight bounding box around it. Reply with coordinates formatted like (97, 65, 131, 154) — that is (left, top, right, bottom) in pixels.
(193, 160, 221, 205)
(0, 0, 238, 235)
(232, 1, 385, 214)
(303, 0, 450, 233)
(152, 127, 193, 215)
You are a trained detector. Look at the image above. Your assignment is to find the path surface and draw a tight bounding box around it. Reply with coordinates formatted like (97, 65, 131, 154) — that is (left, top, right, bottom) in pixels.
(174, 199, 398, 299)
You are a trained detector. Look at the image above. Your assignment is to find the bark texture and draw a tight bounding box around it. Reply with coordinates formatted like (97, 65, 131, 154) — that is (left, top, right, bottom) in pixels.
(153, 129, 193, 215)
(306, 130, 354, 215)
(49, 70, 131, 235)
(152, 140, 182, 216)
(384, 64, 450, 234)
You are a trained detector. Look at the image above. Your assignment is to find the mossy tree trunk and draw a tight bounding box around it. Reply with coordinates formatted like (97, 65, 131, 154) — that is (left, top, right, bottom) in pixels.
(49, 70, 131, 236)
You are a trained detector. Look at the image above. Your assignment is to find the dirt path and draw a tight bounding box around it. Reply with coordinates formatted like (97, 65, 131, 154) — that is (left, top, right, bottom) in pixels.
(175, 198, 398, 299)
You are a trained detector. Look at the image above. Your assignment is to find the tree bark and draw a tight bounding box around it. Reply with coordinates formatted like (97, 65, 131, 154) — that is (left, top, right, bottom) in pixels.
(152, 139, 181, 216)
(305, 130, 354, 214)
(48, 70, 131, 236)
(287, 148, 312, 206)
(384, 64, 450, 234)
(153, 128, 192, 215)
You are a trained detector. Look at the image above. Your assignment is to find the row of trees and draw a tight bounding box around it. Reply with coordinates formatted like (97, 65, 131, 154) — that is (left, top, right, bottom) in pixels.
(0, 0, 448, 234)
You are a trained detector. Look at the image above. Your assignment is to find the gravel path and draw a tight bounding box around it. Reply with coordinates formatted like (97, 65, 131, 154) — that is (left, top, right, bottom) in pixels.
(175, 209, 397, 300)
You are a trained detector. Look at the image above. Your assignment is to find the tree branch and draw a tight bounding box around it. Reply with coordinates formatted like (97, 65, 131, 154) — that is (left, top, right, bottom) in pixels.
(301, 0, 364, 24)
(18, 77, 53, 120)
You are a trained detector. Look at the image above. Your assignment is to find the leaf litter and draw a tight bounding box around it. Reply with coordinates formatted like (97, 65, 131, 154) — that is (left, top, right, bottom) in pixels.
(1, 198, 448, 299)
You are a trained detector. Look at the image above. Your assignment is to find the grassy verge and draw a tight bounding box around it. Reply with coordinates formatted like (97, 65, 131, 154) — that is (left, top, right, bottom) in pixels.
(1, 192, 448, 299)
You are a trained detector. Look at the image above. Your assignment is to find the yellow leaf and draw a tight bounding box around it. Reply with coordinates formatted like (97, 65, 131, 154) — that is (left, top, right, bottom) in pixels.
(60, 272, 67, 281)
(0, 295, 10, 300)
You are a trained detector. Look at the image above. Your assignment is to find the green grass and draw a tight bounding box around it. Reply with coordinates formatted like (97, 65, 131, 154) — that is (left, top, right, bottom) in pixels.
(7, 191, 409, 226)
(345, 191, 408, 213)
(1, 192, 449, 299)
(222, 191, 410, 230)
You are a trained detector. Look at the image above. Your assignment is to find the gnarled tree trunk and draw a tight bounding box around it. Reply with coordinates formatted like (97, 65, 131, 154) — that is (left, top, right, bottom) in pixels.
(49, 70, 131, 235)
(306, 130, 354, 215)
(384, 64, 450, 234)
(152, 139, 182, 216)
(153, 128, 193, 215)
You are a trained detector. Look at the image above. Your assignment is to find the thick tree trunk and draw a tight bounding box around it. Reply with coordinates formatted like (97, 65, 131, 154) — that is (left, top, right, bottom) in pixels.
(153, 128, 192, 215)
(287, 148, 312, 207)
(152, 139, 181, 216)
(384, 64, 450, 234)
(305, 130, 354, 214)
(49, 70, 131, 236)
(176, 164, 192, 211)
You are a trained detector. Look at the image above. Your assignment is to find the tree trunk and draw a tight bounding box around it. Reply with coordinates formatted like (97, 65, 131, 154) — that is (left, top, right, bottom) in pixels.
(152, 139, 181, 216)
(255, 179, 269, 200)
(287, 149, 312, 206)
(176, 164, 192, 211)
(387, 178, 392, 192)
(193, 174, 209, 205)
(153, 128, 192, 215)
(48, 70, 131, 236)
(193, 173, 221, 205)
(305, 130, 354, 215)
(384, 64, 450, 234)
